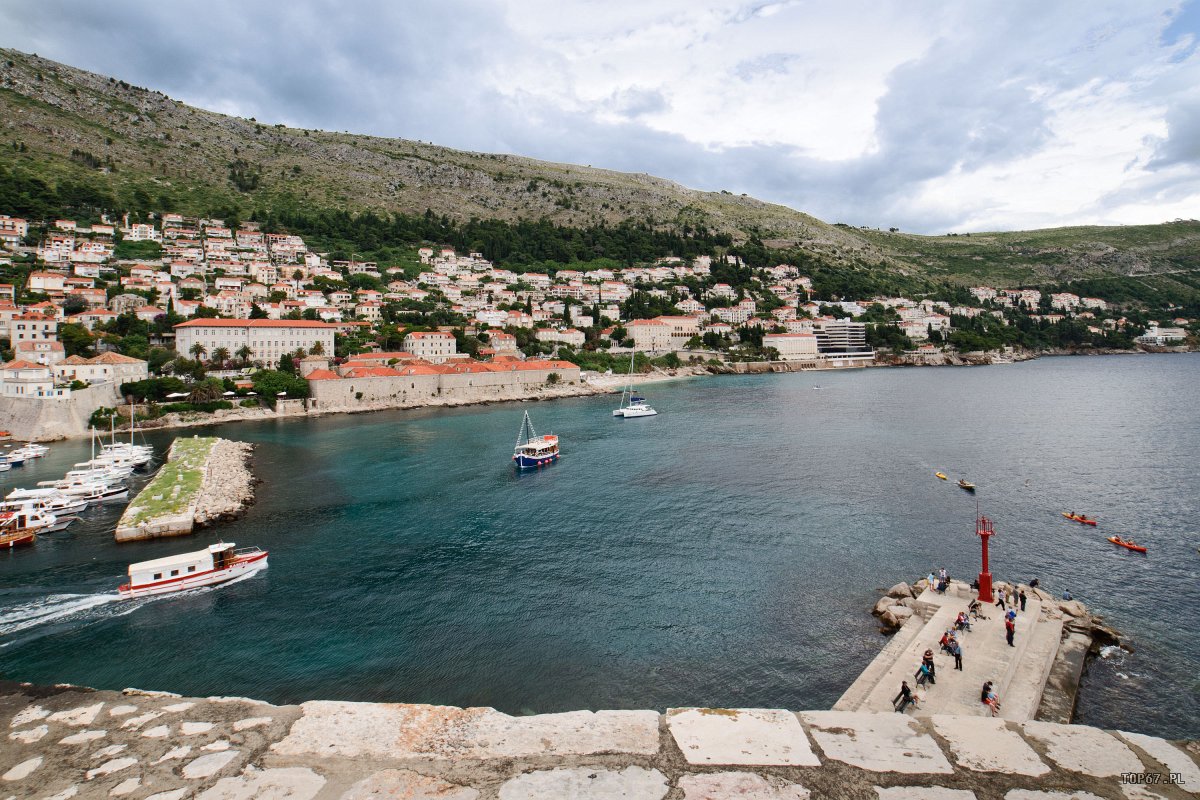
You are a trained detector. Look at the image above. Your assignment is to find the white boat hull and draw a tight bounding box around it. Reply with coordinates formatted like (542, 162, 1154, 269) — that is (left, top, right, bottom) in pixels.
(119, 554, 268, 598)
(615, 406, 658, 418)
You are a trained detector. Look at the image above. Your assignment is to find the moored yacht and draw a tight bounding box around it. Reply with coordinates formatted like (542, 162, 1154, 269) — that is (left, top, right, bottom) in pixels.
(612, 350, 658, 418)
(118, 542, 268, 598)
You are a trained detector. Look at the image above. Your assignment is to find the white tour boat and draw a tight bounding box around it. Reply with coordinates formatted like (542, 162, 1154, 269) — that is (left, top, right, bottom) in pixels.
(612, 350, 658, 418)
(118, 542, 269, 598)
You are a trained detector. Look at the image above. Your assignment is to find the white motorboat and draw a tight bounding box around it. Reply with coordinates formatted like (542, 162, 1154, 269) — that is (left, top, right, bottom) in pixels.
(119, 542, 269, 598)
(11, 443, 47, 459)
(57, 482, 129, 503)
(2, 489, 88, 516)
(612, 350, 658, 418)
(0, 462, 9, 472)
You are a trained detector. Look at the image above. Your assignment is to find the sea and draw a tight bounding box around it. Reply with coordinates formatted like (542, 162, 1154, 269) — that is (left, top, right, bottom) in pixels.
(1, 353, 1197, 739)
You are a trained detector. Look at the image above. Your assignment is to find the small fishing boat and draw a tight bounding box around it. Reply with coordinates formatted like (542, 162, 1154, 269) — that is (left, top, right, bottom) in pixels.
(935, 472, 948, 481)
(957, 479, 976, 492)
(1062, 512, 1097, 526)
(1108, 536, 1146, 553)
(118, 542, 268, 598)
(0, 509, 43, 548)
(513, 410, 560, 469)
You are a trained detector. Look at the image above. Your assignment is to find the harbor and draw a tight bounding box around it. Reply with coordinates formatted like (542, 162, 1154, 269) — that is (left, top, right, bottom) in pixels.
(0, 356, 1197, 744)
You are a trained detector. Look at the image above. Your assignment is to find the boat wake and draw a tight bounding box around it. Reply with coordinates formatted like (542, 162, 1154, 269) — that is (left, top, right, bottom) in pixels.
(0, 592, 123, 639)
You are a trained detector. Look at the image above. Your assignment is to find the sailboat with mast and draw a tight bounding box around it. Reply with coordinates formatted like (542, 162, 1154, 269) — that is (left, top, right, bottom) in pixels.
(512, 410, 560, 469)
(612, 350, 658, 418)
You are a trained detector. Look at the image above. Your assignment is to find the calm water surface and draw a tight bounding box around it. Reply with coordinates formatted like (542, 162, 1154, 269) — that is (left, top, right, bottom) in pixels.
(1, 354, 1197, 738)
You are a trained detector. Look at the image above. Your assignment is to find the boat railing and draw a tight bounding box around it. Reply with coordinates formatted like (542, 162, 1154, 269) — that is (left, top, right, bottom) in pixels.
(234, 546, 265, 558)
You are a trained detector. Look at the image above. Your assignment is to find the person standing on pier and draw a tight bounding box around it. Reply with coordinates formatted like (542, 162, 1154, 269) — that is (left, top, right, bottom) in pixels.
(1019, 589, 1028, 612)
(1005, 615, 1016, 647)
(951, 640, 963, 670)
(996, 589, 1006, 611)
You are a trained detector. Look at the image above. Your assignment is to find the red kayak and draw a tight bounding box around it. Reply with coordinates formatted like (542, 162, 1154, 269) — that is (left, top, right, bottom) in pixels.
(1062, 512, 1097, 526)
(1108, 536, 1147, 553)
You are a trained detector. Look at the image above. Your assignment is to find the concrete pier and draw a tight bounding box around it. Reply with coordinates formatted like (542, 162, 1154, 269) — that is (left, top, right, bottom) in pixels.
(836, 580, 1096, 722)
(0, 682, 1195, 799)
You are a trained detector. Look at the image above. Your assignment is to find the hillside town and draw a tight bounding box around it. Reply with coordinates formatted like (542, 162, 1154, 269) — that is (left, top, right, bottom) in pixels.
(0, 210, 1192, 437)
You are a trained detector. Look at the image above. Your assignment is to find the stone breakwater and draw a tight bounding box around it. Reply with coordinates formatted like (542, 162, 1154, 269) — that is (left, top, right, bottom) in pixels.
(114, 437, 255, 543)
(0, 682, 1196, 800)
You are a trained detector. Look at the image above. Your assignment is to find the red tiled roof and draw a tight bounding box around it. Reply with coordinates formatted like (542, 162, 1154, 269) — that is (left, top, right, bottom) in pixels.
(1, 360, 46, 370)
(174, 319, 337, 329)
(303, 369, 341, 381)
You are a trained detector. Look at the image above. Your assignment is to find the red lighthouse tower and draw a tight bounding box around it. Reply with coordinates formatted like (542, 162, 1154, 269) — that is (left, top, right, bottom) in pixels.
(976, 514, 995, 602)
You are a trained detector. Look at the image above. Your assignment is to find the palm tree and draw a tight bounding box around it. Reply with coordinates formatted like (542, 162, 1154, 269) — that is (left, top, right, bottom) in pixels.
(210, 347, 230, 367)
(309, 340, 325, 356)
(189, 342, 207, 361)
(235, 345, 253, 366)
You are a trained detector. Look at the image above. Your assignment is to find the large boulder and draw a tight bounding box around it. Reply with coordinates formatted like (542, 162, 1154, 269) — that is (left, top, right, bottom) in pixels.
(872, 595, 895, 616)
(887, 582, 914, 599)
(881, 605, 914, 629)
(1058, 600, 1089, 618)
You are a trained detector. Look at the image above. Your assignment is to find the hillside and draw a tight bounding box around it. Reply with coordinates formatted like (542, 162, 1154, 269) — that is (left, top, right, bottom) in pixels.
(2, 47, 1199, 297)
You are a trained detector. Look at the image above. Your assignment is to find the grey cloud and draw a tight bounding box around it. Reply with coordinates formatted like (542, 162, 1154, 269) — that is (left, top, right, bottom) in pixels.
(1148, 93, 1200, 168)
(606, 87, 670, 119)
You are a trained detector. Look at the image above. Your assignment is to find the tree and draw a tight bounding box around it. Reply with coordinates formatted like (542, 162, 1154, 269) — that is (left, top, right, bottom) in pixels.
(58, 323, 94, 357)
(189, 342, 207, 361)
(210, 346, 230, 366)
(235, 345, 253, 365)
(188, 377, 225, 403)
(309, 340, 325, 356)
(62, 295, 87, 316)
(249, 302, 269, 319)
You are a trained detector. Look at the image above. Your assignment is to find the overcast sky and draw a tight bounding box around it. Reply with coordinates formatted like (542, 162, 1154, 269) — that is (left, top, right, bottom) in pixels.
(2, 1, 1199, 233)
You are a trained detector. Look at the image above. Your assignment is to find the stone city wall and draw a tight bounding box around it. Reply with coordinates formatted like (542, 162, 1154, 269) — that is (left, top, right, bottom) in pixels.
(0, 383, 121, 442)
(0, 683, 1195, 800)
(307, 365, 583, 413)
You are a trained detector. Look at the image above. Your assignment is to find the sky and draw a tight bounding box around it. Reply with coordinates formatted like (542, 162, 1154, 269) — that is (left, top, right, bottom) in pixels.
(1, 0, 1199, 234)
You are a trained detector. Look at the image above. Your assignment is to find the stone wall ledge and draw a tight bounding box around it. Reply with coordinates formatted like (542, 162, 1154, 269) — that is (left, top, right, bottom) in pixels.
(1, 682, 1196, 799)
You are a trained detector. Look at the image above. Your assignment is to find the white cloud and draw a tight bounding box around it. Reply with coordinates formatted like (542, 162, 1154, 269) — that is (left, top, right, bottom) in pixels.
(1, 0, 1198, 233)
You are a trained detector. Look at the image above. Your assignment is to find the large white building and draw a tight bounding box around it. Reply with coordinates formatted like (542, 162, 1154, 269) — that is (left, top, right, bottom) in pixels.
(174, 319, 336, 367)
(763, 332, 819, 360)
(403, 331, 457, 363)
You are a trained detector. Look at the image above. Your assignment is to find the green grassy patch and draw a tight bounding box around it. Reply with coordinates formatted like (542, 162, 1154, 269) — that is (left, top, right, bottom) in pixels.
(122, 436, 215, 526)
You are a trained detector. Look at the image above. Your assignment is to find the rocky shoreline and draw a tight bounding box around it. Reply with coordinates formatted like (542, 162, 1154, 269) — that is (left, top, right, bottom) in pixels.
(194, 439, 256, 529)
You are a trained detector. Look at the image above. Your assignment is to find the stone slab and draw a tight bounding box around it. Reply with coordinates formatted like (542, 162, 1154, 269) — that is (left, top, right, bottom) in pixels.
(9, 725, 48, 743)
(876, 789, 976, 800)
(85, 757, 137, 780)
(498, 767, 668, 800)
(800, 711, 953, 774)
(1005, 793, 1105, 800)
(110, 777, 141, 796)
(182, 749, 240, 779)
(931, 715, 1048, 775)
(678, 772, 810, 799)
(339, 769, 479, 800)
(48, 703, 103, 727)
(2, 757, 41, 781)
(10, 705, 50, 727)
(197, 767, 326, 800)
(1117, 730, 1200, 788)
(666, 708, 820, 766)
(1020, 720, 1142, 777)
(272, 701, 660, 760)
(59, 730, 106, 745)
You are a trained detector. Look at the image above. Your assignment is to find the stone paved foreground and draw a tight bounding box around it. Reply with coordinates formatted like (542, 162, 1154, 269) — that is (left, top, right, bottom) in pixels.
(1, 682, 1196, 799)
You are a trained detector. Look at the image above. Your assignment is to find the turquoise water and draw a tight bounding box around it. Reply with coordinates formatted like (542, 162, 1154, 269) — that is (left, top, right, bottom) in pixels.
(1, 354, 1197, 738)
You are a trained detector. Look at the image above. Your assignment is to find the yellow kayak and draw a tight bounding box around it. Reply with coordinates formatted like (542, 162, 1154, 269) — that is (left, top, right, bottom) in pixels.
(935, 472, 948, 480)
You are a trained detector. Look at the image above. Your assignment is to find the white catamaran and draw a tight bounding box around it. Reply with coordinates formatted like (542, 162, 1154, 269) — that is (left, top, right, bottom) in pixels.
(612, 350, 658, 418)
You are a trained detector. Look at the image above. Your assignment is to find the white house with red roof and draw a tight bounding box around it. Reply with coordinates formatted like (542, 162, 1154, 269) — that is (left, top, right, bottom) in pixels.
(403, 331, 457, 363)
(174, 319, 337, 367)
